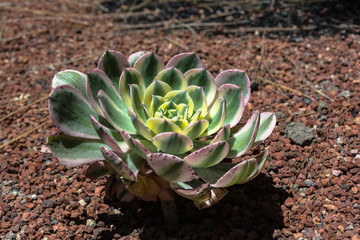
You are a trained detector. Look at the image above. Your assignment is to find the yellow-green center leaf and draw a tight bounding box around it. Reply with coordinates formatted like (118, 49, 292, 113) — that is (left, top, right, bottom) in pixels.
(143, 80, 172, 109)
(146, 118, 182, 134)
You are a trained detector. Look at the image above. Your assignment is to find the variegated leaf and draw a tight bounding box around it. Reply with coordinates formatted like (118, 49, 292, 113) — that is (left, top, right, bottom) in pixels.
(184, 141, 229, 168)
(147, 153, 195, 182)
(153, 132, 193, 154)
(165, 52, 204, 74)
(227, 111, 260, 158)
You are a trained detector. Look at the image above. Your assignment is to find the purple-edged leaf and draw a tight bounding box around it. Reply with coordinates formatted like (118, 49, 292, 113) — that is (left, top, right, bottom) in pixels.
(87, 69, 127, 117)
(101, 146, 137, 181)
(97, 50, 130, 88)
(147, 153, 195, 182)
(128, 110, 153, 141)
(134, 52, 164, 87)
(119, 68, 146, 108)
(47, 134, 105, 167)
(211, 158, 258, 188)
(211, 124, 231, 144)
(166, 52, 204, 74)
(130, 84, 147, 122)
(242, 150, 269, 184)
(90, 115, 129, 153)
(181, 119, 209, 139)
(254, 112, 276, 143)
(153, 132, 193, 154)
(155, 67, 187, 90)
(97, 90, 137, 134)
(217, 84, 245, 128)
(170, 182, 211, 201)
(170, 182, 228, 209)
(119, 130, 151, 159)
(143, 80, 172, 109)
(85, 161, 109, 179)
(49, 85, 99, 139)
(227, 111, 260, 158)
(119, 152, 145, 179)
(184, 141, 229, 168)
(215, 70, 251, 104)
(185, 68, 216, 105)
(201, 97, 226, 136)
(52, 70, 87, 98)
(127, 51, 148, 67)
(146, 117, 182, 134)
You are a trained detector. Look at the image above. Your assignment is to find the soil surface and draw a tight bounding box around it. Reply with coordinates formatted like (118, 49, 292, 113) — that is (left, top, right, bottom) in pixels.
(1, 1, 360, 239)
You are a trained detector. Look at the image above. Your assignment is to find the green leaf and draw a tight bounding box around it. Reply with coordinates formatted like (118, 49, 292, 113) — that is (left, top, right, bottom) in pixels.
(242, 150, 269, 184)
(87, 69, 128, 117)
(48, 134, 105, 167)
(146, 117, 182, 134)
(97, 50, 130, 88)
(97, 90, 137, 134)
(119, 130, 151, 159)
(186, 86, 207, 119)
(155, 67, 187, 90)
(52, 70, 87, 98)
(166, 52, 204, 74)
(130, 84, 147, 122)
(201, 97, 226, 136)
(127, 51, 148, 67)
(217, 84, 245, 128)
(227, 111, 260, 158)
(211, 124, 231, 144)
(128, 110, 153, 141)
(181, 119, 209, 139)
(254, 112, 276, 143)
(90, 115, 129, 153)
(134, 52, 164, 87)
(119, 68, 146, 108)
(49, 85, 100, 139)
(184, 141, 229, 168)
(153, 132, 193, 154)
(211, 158, 258, 188)
(185, 68, 216, 106)
(147, 153, 195, 182)
(215, 70, 251, 103)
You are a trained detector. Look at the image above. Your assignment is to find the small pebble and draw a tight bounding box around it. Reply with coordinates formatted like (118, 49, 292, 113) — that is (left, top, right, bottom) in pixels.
(305, 179, 316, 187)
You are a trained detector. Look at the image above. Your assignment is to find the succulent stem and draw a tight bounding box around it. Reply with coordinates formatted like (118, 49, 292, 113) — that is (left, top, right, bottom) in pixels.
(160, 198, 178, 227)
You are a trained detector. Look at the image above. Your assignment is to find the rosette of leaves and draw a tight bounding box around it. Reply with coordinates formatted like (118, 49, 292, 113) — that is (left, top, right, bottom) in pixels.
(48, 50, 276, 213)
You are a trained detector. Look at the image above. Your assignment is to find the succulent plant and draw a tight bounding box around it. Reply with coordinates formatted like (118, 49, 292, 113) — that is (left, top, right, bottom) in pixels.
(48, 50, 276, 213)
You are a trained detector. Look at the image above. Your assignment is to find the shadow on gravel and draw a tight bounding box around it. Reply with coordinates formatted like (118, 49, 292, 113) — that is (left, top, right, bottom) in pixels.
(96, 174, 288, 239)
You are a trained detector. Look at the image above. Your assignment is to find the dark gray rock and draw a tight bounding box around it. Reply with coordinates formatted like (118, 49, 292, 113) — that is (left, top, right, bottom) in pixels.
(285, 122, 316, 146)
(317, 101, 328, 111)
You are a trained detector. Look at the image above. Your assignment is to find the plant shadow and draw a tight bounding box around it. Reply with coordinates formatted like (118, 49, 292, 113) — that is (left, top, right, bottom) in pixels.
(96, 174, 288, 239)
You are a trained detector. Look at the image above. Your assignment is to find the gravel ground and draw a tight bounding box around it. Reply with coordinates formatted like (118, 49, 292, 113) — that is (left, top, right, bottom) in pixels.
(1, 1, 360, 239)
